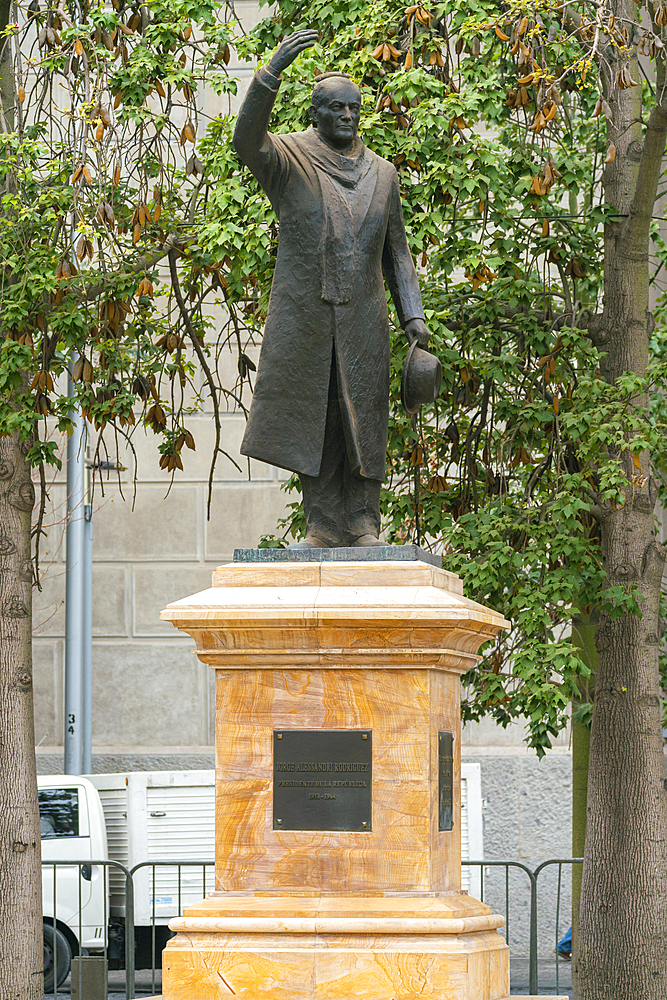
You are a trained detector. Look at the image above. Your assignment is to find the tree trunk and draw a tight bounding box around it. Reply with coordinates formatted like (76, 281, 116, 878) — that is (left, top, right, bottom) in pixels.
(0, 4, 43, 994)
(0, 431, 43, 1000)
(578, 7, 667, 996)
(570, 613, 597, 1000)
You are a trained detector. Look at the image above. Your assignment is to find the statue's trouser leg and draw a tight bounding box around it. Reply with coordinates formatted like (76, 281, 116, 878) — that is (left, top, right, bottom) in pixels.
(344, 473, 382, 542)
(299, 366, 346, 546)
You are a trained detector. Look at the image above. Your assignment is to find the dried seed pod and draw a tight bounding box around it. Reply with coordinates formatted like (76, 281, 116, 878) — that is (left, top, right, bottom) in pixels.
(34, 393, 51, 415)
(180, 120, 196, 144)
(543, 100, 557, 122)
(530, 109, 545, 133)
(185, 154, 204, 176)
(132, 375, 150, 399)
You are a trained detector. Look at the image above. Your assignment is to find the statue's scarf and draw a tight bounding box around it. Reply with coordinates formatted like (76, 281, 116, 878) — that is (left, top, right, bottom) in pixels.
(292, 129, 378, 305)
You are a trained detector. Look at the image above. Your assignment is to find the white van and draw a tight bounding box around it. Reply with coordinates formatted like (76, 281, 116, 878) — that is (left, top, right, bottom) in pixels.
(39, 771, 215, 989)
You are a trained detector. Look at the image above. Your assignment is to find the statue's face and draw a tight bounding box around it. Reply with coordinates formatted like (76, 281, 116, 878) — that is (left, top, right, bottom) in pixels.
(311, 80, 361, 149)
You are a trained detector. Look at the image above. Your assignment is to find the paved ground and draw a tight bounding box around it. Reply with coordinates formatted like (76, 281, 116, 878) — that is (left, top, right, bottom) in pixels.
(510, 957, 573, 997)
(50, 959, 573, 999)
(49, 968, 162, 999)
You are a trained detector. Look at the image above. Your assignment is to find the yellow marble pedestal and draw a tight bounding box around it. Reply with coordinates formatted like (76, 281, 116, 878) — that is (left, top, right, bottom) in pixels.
(160, 558, 511, 1000)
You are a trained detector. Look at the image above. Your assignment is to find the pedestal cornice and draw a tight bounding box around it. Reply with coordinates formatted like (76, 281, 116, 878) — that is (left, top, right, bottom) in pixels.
(160, 560, 510, 670)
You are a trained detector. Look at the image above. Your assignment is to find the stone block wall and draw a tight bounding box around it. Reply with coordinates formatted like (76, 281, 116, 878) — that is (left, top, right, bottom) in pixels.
(33, 408, 289, 768)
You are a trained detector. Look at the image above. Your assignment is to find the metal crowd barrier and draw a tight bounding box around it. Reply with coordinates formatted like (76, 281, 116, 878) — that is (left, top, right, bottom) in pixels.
(42, 859, 134, 1000)
(43, 857, 583, 998)
(465, 857, 583, 995)
(130, 861, 215, 998)
(533, 858, 583, 996)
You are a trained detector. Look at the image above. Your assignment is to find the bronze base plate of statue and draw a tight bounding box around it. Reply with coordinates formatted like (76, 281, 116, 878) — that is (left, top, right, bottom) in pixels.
(233, 542, 442, 566)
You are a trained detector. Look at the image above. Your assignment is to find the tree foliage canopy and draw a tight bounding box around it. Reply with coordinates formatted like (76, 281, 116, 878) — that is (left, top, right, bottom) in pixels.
(228, 0, 667, 754)
(2, 0, 667, 757)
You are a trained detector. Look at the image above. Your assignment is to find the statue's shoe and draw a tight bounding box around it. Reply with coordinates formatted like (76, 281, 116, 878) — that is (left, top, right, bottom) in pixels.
(350, 533, 384, 547)
(286, 535, 330, 549)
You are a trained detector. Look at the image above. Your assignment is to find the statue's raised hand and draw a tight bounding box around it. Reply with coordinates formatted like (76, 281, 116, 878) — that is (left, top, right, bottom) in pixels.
(268, 29, 319, 76)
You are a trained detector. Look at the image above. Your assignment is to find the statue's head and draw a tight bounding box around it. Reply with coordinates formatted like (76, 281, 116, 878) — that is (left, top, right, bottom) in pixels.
(310, 74, 361, 150)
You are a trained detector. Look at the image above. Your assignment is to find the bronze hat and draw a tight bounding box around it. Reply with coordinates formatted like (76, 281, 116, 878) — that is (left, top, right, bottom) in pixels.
(401, 341, 442, 415)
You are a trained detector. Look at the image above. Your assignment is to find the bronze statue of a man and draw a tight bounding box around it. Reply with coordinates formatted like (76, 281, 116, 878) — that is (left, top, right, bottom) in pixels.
(234, 29, 430, 548)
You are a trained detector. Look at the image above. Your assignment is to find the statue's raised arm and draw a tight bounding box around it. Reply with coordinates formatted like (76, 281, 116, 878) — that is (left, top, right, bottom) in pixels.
(233, 34, 440, 549)
(233, 30, 318, 181)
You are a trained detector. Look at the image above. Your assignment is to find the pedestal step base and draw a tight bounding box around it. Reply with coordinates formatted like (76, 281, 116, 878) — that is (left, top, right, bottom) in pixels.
(163, 895, 510, 1000)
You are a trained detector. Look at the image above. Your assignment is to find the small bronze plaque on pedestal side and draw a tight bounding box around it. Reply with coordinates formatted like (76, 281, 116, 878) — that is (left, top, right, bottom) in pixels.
(273, 730, 372, 831)
(438, 732, 454, 831)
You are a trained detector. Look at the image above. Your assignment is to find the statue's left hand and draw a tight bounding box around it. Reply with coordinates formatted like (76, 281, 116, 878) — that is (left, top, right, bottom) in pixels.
(405, 318, 430, 349)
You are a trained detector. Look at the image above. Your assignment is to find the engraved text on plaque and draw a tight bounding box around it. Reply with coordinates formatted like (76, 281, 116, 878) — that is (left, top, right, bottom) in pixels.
(273, 730, 372, 831)
(438, 731, 454, 831)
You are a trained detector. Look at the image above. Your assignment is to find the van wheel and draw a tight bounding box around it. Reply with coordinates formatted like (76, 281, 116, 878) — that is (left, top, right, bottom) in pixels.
(44, 924, 72, 991)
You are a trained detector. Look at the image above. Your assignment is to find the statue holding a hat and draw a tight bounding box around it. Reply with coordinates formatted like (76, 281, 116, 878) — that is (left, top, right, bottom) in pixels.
(234, 29, 440, 548)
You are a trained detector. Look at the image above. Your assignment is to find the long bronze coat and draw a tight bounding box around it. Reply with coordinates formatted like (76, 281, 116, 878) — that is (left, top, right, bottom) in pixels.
(234, 67, 425, 480)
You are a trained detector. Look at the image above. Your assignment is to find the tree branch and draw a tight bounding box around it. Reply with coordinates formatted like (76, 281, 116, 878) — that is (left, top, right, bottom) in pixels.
(624, 103, 667, 254)
(80, 234, 183, 302)
(168, 248, 242, 519)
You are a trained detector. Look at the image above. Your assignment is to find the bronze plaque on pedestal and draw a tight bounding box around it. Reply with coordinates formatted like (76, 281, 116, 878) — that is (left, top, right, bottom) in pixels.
(273, 730, 372, 831)
(438, 731, 454, 831)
